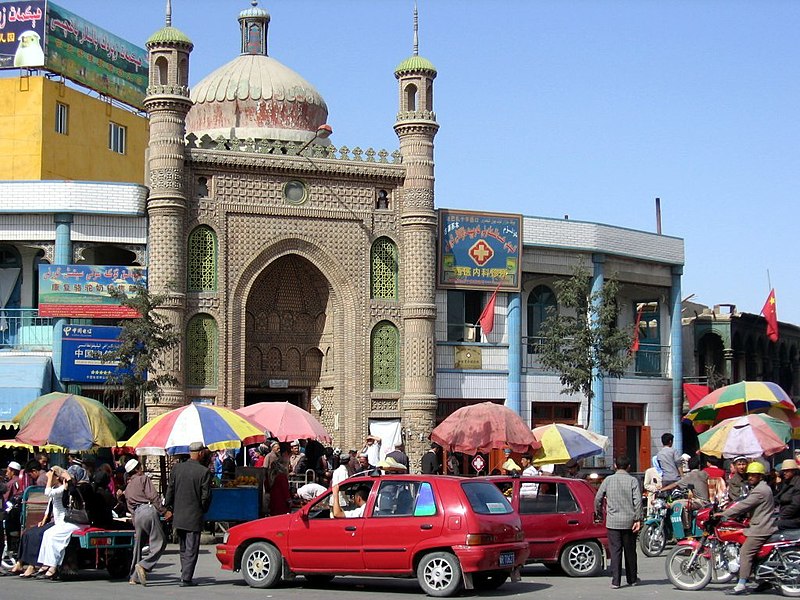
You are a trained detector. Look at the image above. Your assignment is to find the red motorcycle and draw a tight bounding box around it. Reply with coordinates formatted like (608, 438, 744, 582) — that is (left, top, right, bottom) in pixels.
(666, 505, 800, 596)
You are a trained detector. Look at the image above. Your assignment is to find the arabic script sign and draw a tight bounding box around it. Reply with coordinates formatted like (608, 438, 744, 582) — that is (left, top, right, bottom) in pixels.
(438, 209, 522, 291)
(38, 264, 147, 318)
(0, 1, 149, 109)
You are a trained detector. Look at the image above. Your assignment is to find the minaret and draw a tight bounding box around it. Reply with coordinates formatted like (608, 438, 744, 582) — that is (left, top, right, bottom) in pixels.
(394, 3, 439, 466)
(143, 0, 193, 416)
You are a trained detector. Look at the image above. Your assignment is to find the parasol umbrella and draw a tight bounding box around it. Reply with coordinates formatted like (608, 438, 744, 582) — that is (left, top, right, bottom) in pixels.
(531, 423, 609, 465)
(123, 403, 266, 456)
(236, 401, 332, 444)
(698, 413, 791, 459)
(14, 392, 126, 451)
(430, 401, 540, 454)
(684, 381, 795, 428)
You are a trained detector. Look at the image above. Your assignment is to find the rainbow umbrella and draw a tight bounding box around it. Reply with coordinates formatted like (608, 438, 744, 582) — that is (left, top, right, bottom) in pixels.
(684, 381, 795, 427)
(698, 413, 791, 459)
(532, 423, 608, 465)
(122, 403, 266, 456)
(14, 392, 126, 451)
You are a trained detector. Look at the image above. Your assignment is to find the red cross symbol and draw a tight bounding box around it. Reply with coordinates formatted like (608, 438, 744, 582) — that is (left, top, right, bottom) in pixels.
(469, 240, 494, 266)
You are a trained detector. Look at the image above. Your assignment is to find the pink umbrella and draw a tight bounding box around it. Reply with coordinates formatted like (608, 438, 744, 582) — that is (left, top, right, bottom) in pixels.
(431, 401, 540, 454)
(236, 402, 332, 444)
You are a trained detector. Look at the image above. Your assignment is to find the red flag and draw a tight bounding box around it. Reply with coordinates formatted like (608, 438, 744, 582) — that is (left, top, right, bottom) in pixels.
(630, 304, 644, 353)
(761, 289, 779, 342)
(682, 383, 711, 410)
(478, 288, 498, 334)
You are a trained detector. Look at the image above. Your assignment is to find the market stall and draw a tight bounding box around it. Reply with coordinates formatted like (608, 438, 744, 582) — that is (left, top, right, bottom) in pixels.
(204, 466, 265, 525)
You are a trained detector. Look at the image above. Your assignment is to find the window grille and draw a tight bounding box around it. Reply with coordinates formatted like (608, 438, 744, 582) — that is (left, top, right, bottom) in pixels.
(371, 321, 399, 391)
(187, 314, 217, 387)
(187, 226, 217, 291)
(370, 238, 397, 300)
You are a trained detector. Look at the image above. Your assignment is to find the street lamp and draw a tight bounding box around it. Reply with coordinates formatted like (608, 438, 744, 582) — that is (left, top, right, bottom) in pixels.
(297, 124, 333, 155)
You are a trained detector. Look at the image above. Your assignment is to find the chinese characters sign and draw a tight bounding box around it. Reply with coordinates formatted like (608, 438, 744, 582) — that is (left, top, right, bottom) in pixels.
(0, 1, 149, 110)
(38, 264, 146, 318)
(438, 210, 522, 291)
(60, 324, 132, 383)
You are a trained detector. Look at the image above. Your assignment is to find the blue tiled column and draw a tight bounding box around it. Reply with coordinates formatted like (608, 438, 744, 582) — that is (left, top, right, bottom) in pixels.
(671, 265, 684, 452)
(590, 254, 605, 435)
(51, 212, 73, 390)
(507, 292, 521, 415)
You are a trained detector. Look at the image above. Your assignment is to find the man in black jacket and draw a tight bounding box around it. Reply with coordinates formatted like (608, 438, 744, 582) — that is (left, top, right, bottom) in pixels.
(776, 459, 800, 530)
(165, 442, 212, 587)
(421, 443, 441, 475)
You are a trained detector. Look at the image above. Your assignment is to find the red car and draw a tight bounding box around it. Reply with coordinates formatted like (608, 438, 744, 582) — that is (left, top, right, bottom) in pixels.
(485, 475, 609, 577)
(216, 474, 529, 596)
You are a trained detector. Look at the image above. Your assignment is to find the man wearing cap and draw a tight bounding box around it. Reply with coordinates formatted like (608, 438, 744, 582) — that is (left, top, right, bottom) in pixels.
(386, 443, 410, 470)
(362, 434, 382, 468)
(1, 460, 25, 553)
(289, 440, 307, 475)
(125, 459, 171, 587)
(720, 461, 777, 595)
(165, 442, 212, 587)
(775, 458, 800, 530)
(728, 456, 750, 502)
(297, 482, 327, 505)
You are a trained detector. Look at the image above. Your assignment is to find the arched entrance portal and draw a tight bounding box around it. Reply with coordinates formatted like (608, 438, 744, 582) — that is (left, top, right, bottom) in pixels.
(244, 255, 333, 412)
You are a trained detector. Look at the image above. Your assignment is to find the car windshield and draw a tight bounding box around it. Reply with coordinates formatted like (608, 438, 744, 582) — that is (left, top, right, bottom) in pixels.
(461, 481, 514, 515)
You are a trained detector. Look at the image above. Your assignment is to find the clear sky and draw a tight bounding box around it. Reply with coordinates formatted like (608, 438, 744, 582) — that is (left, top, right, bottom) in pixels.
(41, 1, 800, 324)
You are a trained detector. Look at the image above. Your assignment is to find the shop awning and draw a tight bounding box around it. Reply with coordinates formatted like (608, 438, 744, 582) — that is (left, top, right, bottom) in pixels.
(0, 355, 52, 428)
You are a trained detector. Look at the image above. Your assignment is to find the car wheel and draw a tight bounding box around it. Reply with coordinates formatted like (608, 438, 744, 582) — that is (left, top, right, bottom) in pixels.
(241, 542, 282, 589)
(472, 570, 508, 590)
(305, 574, 335, 585)
(417, 551, 463, 597)
(560, 541, 603, 577)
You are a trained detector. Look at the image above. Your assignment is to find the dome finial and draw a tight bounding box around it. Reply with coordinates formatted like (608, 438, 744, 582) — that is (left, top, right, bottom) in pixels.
(165, 0, 172, 27)
(413, 1, 419, 56)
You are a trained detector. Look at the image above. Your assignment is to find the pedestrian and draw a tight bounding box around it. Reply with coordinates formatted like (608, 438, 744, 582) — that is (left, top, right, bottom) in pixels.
(656, 432, 682, 486)
(165, 441, 212, 587)
(125, 458, 172, 587)
(421, 443, 441, 475)
(775, 459, 800, 530)
(386, 443, 410, 470)
(727, 456, 750, 502)
(594, 455, 642, 589)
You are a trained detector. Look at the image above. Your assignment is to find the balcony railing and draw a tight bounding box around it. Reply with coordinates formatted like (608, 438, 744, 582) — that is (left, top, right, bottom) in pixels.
(522, 336, 671, 378)
(0, 308, 54, 351)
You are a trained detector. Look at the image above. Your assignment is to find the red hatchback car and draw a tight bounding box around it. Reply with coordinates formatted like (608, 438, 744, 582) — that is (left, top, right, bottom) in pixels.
(216, 474, 529, 596)
(485, 475, 610, 577)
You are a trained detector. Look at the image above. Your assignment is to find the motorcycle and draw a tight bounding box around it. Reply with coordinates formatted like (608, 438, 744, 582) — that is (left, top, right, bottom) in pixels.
(666, 505, 800, 596)
(640, 488, 703, 557)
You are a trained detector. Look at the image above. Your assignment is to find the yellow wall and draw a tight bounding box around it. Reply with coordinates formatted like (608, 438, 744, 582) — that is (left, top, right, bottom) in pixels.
(0, 76, 147, 184)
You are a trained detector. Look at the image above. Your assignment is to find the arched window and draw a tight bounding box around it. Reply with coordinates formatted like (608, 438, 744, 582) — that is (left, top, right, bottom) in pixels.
(405, 83, 418, 111)
(371, 321, 399, 391)
(187, 226, 217, 291)
(186, 314, 218, 387)
(527, 285, 557, 339)
(370, 237, 398, 300)
(155, 56, 168, 86)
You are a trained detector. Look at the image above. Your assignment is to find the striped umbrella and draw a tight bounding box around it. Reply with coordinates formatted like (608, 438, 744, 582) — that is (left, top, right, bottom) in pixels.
(684, 381, 795, 427)
(532, 423, 608, 465)
(698, 413, 791, 459)
(122, 403, 266, 456)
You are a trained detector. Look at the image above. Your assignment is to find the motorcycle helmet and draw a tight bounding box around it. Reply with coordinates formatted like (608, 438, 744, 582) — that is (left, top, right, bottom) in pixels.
(745, 462, 766, 475)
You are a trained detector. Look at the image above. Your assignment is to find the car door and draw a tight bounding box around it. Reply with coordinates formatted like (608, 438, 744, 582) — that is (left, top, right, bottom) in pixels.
(361, 479, 444, 572)
(517, 479, 580, 562)
(287, 480, 375, 572)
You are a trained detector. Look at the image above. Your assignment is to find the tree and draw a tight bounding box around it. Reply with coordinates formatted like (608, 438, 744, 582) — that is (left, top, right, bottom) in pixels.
(538, 266, 634, 426)
(103, 283, 181, 415)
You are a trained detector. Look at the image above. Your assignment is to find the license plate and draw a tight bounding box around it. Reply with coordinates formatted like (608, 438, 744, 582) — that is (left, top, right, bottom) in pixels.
(499, 551, 515, 566)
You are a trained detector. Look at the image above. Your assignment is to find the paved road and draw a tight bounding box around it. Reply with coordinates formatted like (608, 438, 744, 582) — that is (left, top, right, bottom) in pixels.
(0, 544, 732, 600)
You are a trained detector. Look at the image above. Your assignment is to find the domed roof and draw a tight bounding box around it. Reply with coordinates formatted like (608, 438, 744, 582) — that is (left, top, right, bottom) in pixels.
(394, 54, 437, 76)
(185, 2, 328, 143)
(186, 54, 328, 143)
(146, 25, 192, 47)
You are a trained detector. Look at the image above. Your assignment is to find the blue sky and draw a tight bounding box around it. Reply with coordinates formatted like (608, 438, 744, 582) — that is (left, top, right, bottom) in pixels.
(42, 1, 800, 324)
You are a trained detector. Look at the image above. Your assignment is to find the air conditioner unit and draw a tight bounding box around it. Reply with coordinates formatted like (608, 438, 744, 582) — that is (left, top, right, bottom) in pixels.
(464, 325, 476, 342)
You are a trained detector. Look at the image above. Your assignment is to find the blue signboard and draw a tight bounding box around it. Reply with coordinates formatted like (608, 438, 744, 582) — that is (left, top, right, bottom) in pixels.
(0, 1, 47, 69)
(60, 324, 132, 383)
(438, 209, 522, 291)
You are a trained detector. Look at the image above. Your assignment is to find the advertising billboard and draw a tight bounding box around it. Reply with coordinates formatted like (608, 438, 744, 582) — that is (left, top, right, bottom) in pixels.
(38, 264, 146, 318)
(438, 209, 522, 291)
(60, 324, 133, 383)
(0, 1, 149, 109)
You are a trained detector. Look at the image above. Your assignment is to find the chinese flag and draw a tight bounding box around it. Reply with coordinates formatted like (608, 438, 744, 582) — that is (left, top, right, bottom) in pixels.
(761, 289, 779, 342)
(478, 288, 498, 335)
(630, 304, 644, 353)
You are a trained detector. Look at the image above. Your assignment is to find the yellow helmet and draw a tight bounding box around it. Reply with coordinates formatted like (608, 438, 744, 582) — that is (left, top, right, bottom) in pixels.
(746, 462, 767, 475)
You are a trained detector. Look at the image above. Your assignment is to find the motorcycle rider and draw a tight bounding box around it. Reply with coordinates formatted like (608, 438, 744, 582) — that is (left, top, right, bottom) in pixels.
(727, 456, 750, 502)
(661, 455, 709, 531)
(719, 461, 777, 596)
(775, 458, 800, 530)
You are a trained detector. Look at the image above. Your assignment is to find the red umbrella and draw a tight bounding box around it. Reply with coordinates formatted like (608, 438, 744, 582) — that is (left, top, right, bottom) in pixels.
(236, 402, 332, 444)
(431, 401, 540, 454)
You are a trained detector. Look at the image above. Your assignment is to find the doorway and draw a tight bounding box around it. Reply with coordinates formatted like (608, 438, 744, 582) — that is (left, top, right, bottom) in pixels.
(245, 390, 305, 409)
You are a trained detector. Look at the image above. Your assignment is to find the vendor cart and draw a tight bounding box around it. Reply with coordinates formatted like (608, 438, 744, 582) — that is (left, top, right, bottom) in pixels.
(204, 466, 265, 531)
